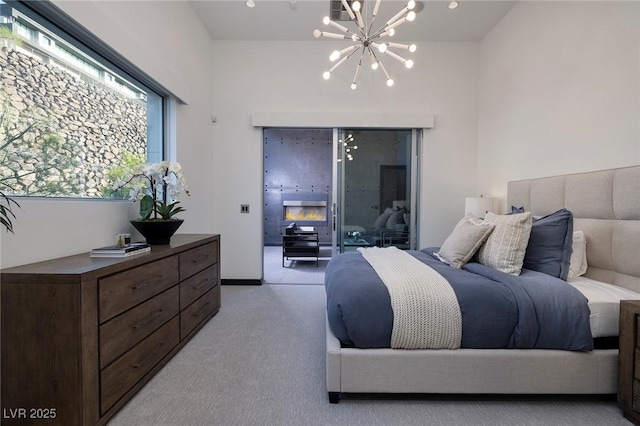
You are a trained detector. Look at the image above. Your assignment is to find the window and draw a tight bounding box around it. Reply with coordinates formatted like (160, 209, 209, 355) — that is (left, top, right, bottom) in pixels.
(0, 0, 166, 199)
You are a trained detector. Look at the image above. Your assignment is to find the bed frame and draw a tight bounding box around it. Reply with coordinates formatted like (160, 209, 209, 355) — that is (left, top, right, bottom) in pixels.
(326, 165, 640, 403)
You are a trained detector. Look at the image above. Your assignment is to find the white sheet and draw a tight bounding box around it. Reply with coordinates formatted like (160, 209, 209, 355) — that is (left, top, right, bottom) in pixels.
(567, 276, 640, 338)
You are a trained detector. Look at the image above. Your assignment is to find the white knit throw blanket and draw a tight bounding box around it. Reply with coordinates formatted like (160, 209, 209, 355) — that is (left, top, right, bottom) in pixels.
(357, 246, 462, 349)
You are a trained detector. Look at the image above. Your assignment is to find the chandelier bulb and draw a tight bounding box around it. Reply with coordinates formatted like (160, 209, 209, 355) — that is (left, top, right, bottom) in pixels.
(313, 30, 321, 38)
(389, 29, 396, 37)
(352, 1, 361, 12)
(408, 0, 416, 10)
(386, 79, 394, 87)
(330, 51, 340, 61)
(371, 62, 379, 70)
(378, 43, 388, 53)
(323, 16, 330, 25)
(323, 71, 331, 80)
(409, 44, 417, 53)
(407, 11, 416, 21)
(405, 59, 414, 69)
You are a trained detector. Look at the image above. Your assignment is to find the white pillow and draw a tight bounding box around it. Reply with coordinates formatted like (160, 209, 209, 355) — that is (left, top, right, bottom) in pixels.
(436, 214, 495, 268)
(568, 230, 588, 278)
(477, 212, 533, 275)
(374, 208, 394, 229)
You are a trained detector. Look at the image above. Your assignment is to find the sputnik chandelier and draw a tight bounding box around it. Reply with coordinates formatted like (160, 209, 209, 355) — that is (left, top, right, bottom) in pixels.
(314, 0, 418, 89)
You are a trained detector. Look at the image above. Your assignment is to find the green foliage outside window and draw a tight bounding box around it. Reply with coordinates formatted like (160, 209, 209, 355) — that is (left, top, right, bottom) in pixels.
(104, 150, 146, 199)
(0, 95, 82, 232)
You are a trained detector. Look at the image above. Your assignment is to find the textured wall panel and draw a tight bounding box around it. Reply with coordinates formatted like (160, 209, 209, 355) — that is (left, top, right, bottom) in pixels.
(263, 129, 333, 245)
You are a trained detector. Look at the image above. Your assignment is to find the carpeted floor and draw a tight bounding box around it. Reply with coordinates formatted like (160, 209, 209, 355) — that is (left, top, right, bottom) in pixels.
(109, 284, 630, 426)
(263, 245, 331, 284)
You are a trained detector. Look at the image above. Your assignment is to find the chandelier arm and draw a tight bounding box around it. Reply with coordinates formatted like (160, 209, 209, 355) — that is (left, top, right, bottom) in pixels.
(384, 49, 408, 65)
(383, 17, 408, 33)
(316, 31, 346, 40)
(377, 58, 392, 81)
(351, 48, 365, 89)
(376, 30, 392, 39)
(340, 0, 356, 21)
(370, 20, 402, 40)
(326, 19, 351, 35)
(354, 9, 365, 32)
(367, 0, 383, 35)
(385, 7, 409, 26)
(388, 42, 410, 50)
(340, 44, 359, 56)
(368, 47, 379, 69)
(328, 55, 350, 73)
(329, 45, 362, 75)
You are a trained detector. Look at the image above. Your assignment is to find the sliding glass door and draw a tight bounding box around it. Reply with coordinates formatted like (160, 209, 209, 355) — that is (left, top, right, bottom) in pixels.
(332, 128, 418, 255)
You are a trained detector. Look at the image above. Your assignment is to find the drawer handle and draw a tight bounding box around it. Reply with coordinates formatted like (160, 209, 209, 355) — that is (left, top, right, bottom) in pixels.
(194, 279, 209, 290)
(191, 255, 210, 265)
(132, 309, 164, 330)
(192, 302, 211, 318)
(131, 276, 161, 291)
(132, 342, 164, 369)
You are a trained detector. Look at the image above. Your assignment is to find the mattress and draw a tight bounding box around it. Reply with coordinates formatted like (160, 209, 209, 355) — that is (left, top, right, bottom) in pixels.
(567, 276, 640, 338)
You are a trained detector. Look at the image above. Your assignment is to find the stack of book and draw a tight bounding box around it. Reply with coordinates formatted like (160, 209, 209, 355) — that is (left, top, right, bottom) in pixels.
(90, 242, 151, 258)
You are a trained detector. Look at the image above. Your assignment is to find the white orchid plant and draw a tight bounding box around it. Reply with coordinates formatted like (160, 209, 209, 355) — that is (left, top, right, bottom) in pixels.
(113, 161, 190, 221)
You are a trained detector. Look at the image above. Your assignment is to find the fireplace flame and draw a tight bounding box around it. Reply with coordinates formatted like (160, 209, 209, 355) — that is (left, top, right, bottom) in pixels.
(284, 207, 326, 221)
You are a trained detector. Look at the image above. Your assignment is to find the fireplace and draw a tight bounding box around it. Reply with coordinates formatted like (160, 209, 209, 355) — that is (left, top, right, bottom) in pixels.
(281, 194, 328, 226)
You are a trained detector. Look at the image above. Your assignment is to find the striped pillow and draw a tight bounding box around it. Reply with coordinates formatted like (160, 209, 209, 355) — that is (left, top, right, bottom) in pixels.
(478, 212, 533, 275)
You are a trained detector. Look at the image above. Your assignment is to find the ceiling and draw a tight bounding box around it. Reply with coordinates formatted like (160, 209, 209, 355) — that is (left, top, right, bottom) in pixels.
(189, 0, 518, 42)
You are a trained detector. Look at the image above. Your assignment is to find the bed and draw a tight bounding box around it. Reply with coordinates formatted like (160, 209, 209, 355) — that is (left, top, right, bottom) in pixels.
(325, 166, 640, 403)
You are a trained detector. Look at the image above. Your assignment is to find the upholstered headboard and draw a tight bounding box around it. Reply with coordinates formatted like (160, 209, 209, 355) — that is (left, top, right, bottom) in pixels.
(508, 166, 640, 292)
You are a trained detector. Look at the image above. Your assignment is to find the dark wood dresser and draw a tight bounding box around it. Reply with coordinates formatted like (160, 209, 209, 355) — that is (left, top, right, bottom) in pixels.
(1, 234, 220, 425)
(618, 300, 640, 424)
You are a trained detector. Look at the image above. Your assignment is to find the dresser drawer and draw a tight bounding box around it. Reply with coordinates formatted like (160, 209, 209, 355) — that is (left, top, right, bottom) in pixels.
(100, 316, 179, 414)
(180, 287, 219, 339)
(99, 286, 179, 369)
(99, 256, 179, 323)
(633, 379, 640, 412)
(180, 265, 218, 309)
(180, 242, 218, 280)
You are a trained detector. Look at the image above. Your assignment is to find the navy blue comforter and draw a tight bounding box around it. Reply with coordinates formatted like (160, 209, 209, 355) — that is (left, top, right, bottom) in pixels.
(325, 248, 593, 351)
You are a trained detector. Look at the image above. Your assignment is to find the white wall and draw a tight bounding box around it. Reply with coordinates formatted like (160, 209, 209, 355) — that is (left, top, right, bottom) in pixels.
(0, 1, 214, 268)
(211, 41, 480, 279)
(477, 1, 640, 209)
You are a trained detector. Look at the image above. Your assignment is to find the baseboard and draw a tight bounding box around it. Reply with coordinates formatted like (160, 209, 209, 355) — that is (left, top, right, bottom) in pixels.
(221, 279, 263, 286)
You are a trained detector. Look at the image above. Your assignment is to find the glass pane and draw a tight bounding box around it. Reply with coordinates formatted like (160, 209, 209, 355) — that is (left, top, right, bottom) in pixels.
(0, 2, 163, 199)
(338, 129, 412, 252)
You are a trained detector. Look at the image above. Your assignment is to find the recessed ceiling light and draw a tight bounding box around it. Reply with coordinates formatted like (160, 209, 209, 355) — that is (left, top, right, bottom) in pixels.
(448, 1, 459, 10)
(245, 0, 256, 8)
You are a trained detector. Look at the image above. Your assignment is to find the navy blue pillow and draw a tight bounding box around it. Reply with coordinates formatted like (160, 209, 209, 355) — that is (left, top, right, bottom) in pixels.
(523, 209, 573, 280)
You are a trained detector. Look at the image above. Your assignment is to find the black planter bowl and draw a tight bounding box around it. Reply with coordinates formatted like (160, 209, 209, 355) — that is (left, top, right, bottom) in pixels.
(130, 219, 184, 245)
